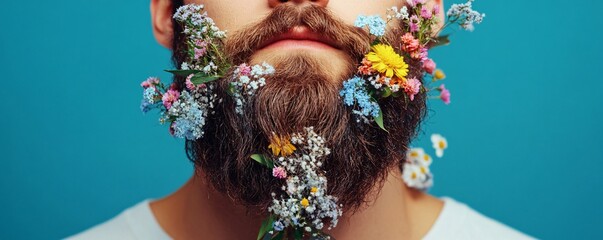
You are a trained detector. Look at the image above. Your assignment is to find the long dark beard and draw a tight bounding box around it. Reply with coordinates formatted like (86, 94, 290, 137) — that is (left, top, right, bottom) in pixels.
(173, 4, 428, 214)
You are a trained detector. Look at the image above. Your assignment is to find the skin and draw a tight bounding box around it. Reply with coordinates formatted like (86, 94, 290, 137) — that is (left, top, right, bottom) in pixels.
(149, 0, 445, 239)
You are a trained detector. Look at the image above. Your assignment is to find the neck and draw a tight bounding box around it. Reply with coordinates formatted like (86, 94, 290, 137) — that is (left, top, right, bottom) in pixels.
(151, 167, 444, 240)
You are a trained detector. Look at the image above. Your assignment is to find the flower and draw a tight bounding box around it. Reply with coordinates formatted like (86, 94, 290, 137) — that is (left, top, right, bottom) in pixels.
(421, 5, 433, 19)
(167, 91, 209, 140)
(300, 198, 310, 207)
(141, 77, 160, 89)
(438, 84, 451, 105)
(431, 133, 448, 158)
(365, 44, 409, 80)
(162, 89, 180, 110)
(387, 6, 409, 20)
(409, 15, 420, 32)
(410, 47, 428, 61)
(273, 221, 285, 232)
(357, 58, 375, 75)
(268, 133, 296, 157)
(340, 76, 381, 118)
(447, 0, 485, 31)
(273, 167, 288, 179)
(402, 77, 421, 101)
(143, 87, 158, 104)
(433, 4, 441, 15)
(407, 0, 427, 7)
(311, 187, 318, 193)
(402, 162, 433, 190)
(422, 58, 436, 74)
(433, 69, 446, 80)
(354, 15, 387, 37)
(400, 33, 420, 53)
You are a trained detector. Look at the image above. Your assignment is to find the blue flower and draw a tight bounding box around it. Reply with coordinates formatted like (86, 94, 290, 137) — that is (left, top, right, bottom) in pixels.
(354, 15, 386, 37)
(273, 221, 285, 232)
(143, 87, 158, 104)
(170, 91, 207, 140)
(339, 76, 381, 118)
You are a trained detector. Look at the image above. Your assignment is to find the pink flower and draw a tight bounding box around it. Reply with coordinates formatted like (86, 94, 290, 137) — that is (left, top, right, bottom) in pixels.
(272, 167, 287, 179)
(162, 89, 180, 109)
(184, 74, 205, 91)
(194, 40, 208, 59)
(409, 15, 420, 32)
(407, 0, 426, 7)
(421, 6, 432, 19)
(411, 47, 429, 61)
(403, 77, 422, 101)
(237, 63, 251, 76)
(141, 77, 159, 89)
(422, 58, 436, 74)
(433, 5, 441, 15)
(401, 33, 420, 53)
(438, 84, 451, 105)
(358, 58, 375, 75)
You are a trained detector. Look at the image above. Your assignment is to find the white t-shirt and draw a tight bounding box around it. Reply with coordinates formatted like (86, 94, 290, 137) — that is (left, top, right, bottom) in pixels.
(66, 197, 535, 240)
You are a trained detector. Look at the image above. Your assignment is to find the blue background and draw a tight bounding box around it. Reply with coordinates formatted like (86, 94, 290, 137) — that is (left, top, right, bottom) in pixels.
(1, 0, 601, 239)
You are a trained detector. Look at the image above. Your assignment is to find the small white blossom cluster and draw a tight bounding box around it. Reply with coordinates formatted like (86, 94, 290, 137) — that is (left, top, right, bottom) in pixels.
(446, 0, 485, 31)
(173, 4, 226, 74)
(367, 75, 402, 92)
(387, 5, 409, 21)
(402, 147, 434, 190)
(230, 62, 275, 114)
(269, 127, 342, 237)
(160, 86, 216, 140)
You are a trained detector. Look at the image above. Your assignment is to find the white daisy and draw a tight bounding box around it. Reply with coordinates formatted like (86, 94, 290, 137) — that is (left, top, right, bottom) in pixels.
(431, 134, 448, 158)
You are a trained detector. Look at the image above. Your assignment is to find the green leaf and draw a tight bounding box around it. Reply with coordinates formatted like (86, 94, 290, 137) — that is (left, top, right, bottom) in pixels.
(430, 35, 451, 48)
(257, 215, 275, 240)
(190, 74, 220, 85)
(381, 87, 392, 98)
(271, 231, 284, 240)
(391, 90, 405, 98)
(227, 83, 236, 96)
(294, 227, 303, 240)
(374, 108, 388, 132)
(164, 69, 201, 76)
(251, 154, 274, 169)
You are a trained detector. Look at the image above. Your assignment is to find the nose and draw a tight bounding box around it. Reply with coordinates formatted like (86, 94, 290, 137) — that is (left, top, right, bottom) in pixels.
(268, 0, 329, 8)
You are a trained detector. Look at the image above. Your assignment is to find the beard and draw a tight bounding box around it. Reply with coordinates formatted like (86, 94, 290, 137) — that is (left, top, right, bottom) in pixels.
(171, 4, 427, 214)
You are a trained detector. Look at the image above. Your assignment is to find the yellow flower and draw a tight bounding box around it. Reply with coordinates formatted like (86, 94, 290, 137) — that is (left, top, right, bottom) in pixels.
(434, 69, 446, 81)
(310, 187, 318, 193)
(300, 198, 309, 207)
(268, 133, 296, 157)
(365, 44, 409, 80)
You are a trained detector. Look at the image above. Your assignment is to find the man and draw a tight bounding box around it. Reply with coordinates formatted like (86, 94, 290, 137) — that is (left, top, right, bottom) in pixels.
(69, 0, 535, 239)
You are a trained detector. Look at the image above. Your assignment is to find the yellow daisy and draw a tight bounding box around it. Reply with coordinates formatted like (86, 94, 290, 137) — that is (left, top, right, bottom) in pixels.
(365, 44, 409, 80)
(300, 198, 309, 207)
(268, 133, 296, 157)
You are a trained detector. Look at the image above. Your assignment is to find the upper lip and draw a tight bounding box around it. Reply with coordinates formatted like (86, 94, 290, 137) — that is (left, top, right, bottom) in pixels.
(258, 26, 341, 50)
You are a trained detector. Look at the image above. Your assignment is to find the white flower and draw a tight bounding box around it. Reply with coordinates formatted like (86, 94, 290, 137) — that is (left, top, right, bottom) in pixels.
(430, 134, 448, 158)
(406, 147, 433, 167)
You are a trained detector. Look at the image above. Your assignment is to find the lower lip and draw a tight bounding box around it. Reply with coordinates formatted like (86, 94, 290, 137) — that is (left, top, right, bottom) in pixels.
(262, 39, 336, 51)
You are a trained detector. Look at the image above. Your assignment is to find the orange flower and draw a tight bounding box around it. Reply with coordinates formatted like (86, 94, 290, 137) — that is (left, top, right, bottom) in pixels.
(268, 133, 296, 157)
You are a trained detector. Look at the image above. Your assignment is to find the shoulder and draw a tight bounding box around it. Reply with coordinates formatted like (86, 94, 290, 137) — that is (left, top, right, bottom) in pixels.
(424, 197, 537, 240)
(65, 199, 170, 240)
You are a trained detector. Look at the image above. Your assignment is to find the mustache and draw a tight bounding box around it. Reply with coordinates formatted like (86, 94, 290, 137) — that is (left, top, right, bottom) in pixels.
(224, 4, 371, 64)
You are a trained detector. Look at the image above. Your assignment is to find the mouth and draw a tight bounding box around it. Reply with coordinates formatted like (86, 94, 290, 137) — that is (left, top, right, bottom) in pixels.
(258, 26, 341, 51)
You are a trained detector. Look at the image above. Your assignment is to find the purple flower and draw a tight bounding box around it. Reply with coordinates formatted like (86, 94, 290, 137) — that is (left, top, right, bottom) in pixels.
(421, 6, 432, 19)
(162, 89, 180, 110)
(272, 167, 288, 179)
(409, 15, 420, 32)
(438, 84, 451, 105)
(141, 77, 159, 89)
